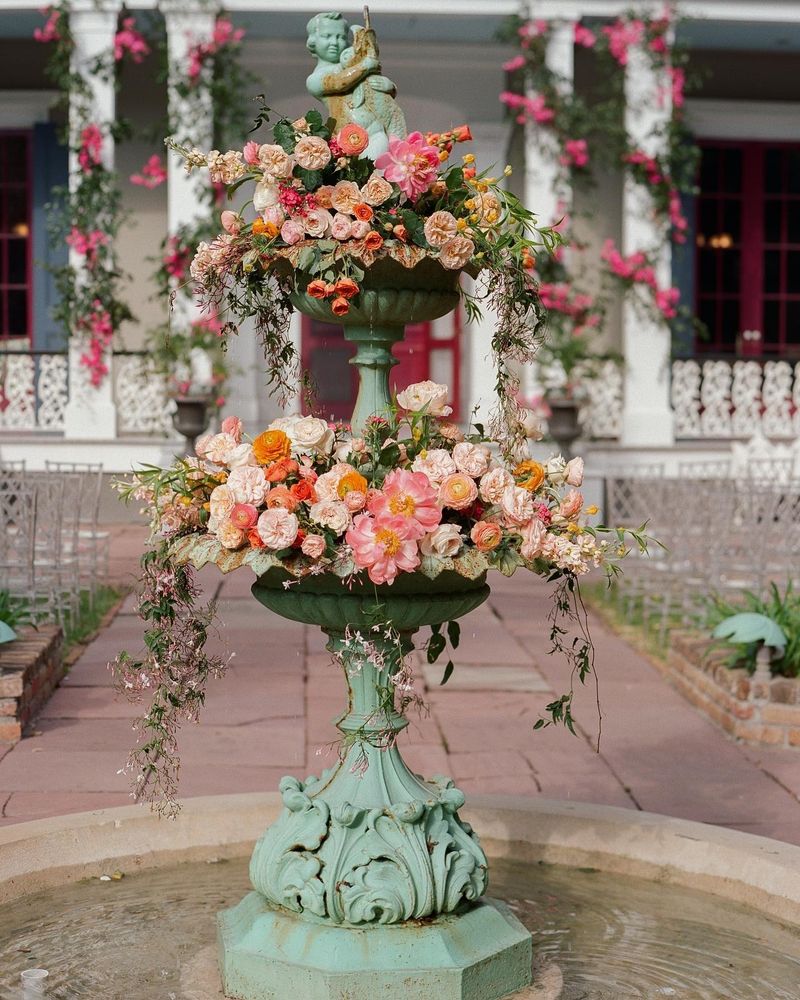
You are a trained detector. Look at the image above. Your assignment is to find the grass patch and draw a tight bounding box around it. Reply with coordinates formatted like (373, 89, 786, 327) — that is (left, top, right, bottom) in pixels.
(63, 586, 125, 655)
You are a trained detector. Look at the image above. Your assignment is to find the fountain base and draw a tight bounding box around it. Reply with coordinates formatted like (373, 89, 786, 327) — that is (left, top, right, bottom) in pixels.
(218, 892, 532, 1000)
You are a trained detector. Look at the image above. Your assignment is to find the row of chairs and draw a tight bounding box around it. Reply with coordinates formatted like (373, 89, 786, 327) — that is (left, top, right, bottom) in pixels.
(0, 460, 109, 628)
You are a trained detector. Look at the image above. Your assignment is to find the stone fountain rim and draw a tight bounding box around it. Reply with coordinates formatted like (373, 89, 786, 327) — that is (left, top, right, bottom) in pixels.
(1, 794, 799, 926)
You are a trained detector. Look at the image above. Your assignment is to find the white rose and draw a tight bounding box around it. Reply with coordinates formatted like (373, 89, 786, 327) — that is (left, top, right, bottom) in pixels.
(309, 499, 351, 536)
(209, 484, 235, 522)
(452, 442, 491, 478)
(419, 523, 463, 558)
(479, 468, 513, 505)
(226, 443, 258, 468)
(411, 449, 456, 486)
(283, 415, 335, 456)
(294, 134, 332, 170)
(396, 380, 452, 417)
(545, 454, 567, 485)
(500, 485, 535, 527)
(227, 466, 268, 505)
(217, 520, 246, 550)
(256, 508, 299, 549)
(519, 407, 544, 441)
(253, 179, 280, 212)
(201, 432, 237, 466)
(565, 457, 585, 487)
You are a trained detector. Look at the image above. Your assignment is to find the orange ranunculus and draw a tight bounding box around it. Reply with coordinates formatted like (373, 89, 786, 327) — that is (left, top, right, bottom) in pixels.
(453, 124, 473, 143)
(252, 219, 278, 237)
(337, 470, 368, 498)
(290, 480, 316, 503)
(393, 225, 409, 243)
(337, 123, 369, 155)
(353, 202, 373, 222)
(266, 485, 299, 511)
(514, 459, 545, 492)
(331, 296, 350, 316)
(265, 457, 299, 482)
(364, 230, 384, 251)
(306, 279, 328, 299)
(334, 278, 359, 300)
(253, 428, 291, 465)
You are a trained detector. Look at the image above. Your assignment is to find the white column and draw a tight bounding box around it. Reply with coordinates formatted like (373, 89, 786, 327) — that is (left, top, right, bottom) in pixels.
(522, 17, 574, 399)
(620, 39, 675, 447)
(63, 1, 120, 440)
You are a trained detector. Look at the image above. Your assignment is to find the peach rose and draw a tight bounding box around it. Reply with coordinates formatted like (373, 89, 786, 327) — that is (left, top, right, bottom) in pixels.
(419, 522, 463, 557)
(256, 508, 299, 549)
(360, 171, 393, 206)
(439, 473, 478, 510)
(565, 457, 585, 487)
(315, 185, 334, 209)
(343, 489, 366, 512)
(520, 518, 546, 561)
(217, 520, 246, 550)
(304, 208, 333, 238)
(500, 485, 535, 526)
(470, 520, 503, 552)
(227, 465, 268, 505)
(294, 135, 331, 170)
(265, 485, 299, 511)
(306, 279, 328, 299)
(439, 235, 475, 270)
(301, 533, 327, 559)
(331, 296, 350, 316)
(309, 499, 350, 535)
(452, 441, 491, 478)
(330, 180, 362, 214)
(220, 415, 242, 442)
(423, 210, 458, 247)
(364, 230, 384, 250)
(258, 143, 293, 177)
(411, 448, 456, 486)
(209, 484, 235, 522)
(479, 468, 514, 504)
(396, 380, 452, 416)
(199, 431, 237, 465)
(558, 489, 584, 521)
(334, 278, 359, 300)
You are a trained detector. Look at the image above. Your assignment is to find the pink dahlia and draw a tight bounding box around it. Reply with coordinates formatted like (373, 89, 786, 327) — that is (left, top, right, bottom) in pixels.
(346, 513, 420, 585)
(368, 469, 441, 540)
(375, 131, 439, 201)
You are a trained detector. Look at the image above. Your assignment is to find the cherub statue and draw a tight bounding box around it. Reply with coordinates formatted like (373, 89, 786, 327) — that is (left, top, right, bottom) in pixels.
(305, 9, 407, 160)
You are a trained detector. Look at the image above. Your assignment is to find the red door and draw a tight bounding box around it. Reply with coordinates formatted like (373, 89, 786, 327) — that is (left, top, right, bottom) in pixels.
(302, 319, 443, 423)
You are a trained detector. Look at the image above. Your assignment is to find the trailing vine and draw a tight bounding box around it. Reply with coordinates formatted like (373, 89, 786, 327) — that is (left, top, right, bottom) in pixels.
(35, 4, 143, 385)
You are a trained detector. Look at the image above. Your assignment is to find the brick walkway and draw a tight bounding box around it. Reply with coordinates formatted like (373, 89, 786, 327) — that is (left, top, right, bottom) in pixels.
(1, 523, 800, 845)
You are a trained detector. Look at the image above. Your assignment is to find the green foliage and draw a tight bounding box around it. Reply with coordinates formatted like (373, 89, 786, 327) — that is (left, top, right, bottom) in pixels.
(703, 583, 800, 678)
(0, 591, 32, 635)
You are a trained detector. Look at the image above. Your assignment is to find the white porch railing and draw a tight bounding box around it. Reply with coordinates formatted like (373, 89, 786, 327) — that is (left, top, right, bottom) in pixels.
(672, 358, 800, 440)
(0, 350, 173, 436)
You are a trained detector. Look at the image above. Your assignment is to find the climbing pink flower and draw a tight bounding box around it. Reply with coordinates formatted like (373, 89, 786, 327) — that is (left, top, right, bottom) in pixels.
(503, 55, 526, 72)
(346, 513, 420, 585)
(375, 132, 439, 201)
(655, 286, 680, 319)
(574, 24, 596, 48)
(367, 468, 441, 540)
(78, 124, 103, 173)
(602, 18, 645, 66)
(33, 7, 60, 43)
(561, 139, 589, 169)
(130, 154, 167, 189)
(114, 17, 149, 62)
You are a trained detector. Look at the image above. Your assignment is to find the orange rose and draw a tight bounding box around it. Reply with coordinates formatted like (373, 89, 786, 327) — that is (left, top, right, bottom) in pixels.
(514, 460, 545, 492)
(247, 528, 266, 549)
(364, 230, 384, 251)
(290, 480, 316, 503)
(265, 457, 299, 482)
(337, 123, 369, 155)
(393, 225, 409, 243)
(337, 470, 368, 498)
(306, 279, 328, 299)
(353, 202, 373, 222)
(453, 124, 473, 143)
(266, 485, 299, 511)
(334, 278, 359, 300)
(331, 296, 350, 317)
(253, 428, 291, 465)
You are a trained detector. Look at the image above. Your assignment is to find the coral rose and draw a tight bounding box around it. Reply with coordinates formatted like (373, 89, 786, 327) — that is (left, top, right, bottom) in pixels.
(266, 486, 299, 512)
(256, 508, 299, 549)
(514, 460, 545, 492)
(253, 428, 291, 465)
(306, 279, 329, 299)
(439, 473, 478, 510)
(424, 210, 458, 247)
(247, 527, 266, 549)
(470, 520, 503, 552)
(334, 278, 359, 300)
(264, 457, 299, 482)
(293, 134, 331, 170)
(290, 480, 316, 503)
(364, 230, 384, 251)
(337, 123, 369, 155)
(331, 296, 350, 316)
(301, 533, 327, 559)
(360, 172, 393, 206)
(439, 235, 475, 270)
(353, 202, 373, 222)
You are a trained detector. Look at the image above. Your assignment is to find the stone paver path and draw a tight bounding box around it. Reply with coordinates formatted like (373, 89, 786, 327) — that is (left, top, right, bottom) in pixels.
(1, 524, 799, 844)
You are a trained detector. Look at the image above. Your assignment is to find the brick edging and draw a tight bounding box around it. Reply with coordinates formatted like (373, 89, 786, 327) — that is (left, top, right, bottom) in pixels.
(0, 627, 64, 742)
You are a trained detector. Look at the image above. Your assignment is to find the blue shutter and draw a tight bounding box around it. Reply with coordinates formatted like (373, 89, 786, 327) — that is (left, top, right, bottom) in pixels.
(31, 122, 68, 351)
(671, 189, 696, 357)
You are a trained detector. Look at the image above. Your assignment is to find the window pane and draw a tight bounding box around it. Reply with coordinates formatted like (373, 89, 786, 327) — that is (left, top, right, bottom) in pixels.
(721, 249, 740, 293)
(764, 250, 781, 293)
(5, 190, 27, 232)
(6, 289, 27, 335)
(762, 300, 781, 346)
(786, 301, 800, 346)
(698, 249, 717, 291)
(788, 202, 800, 245)
(722, 199, 741, 241)
(3, 136, 27, 183)
(721, 149, 742, 194)
(765, 199, 783, 243)
(697, 299, 717, 344)
(765, 148, 783, 194)
(698, 200, 717, 240)
(7, 239, 26, 284)
(721, 300, 739, 349)
(787, 251, 800, 290)
(700, 147, 720, 192)
(788, 150, 800, 195)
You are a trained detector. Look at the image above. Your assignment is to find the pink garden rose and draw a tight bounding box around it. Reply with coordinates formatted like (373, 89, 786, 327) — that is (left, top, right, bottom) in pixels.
(257, 508, 299, 549)
(220, 211, 242, 235)
(301, 533, 326, 559)
(558, 489, 584, 521)
(375, 132, 439, 201)
(411, 448, 456, 486)
(303, 208, 333, 238)
(564, 457, 584, 487)
(346, 513, 420, 585)
(500, 485, 535, 526)
(227, 465, 268, 505)
(331, 213, 353, 240)
(452, 442, 491, 478)
(243, 140, 260, 165)
(519, 518, 546, 561)
(368, 468, 441, 539)
(220, 415, 242, 441)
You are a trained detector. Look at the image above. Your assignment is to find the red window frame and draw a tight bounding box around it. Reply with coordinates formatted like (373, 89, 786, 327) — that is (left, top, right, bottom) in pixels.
(0, 130, 33, 345)
(694, 140, 800, 358)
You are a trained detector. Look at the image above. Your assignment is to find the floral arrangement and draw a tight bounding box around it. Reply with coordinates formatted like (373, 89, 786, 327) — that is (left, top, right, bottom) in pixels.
(114, 380, 648, 810)
(168, 108, 557, 449)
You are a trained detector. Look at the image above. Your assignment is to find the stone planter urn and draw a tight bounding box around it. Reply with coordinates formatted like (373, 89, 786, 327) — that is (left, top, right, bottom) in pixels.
(546, 396, 582, 459)
(170, 395, 212, 456)
(217, 257, 533, 999)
